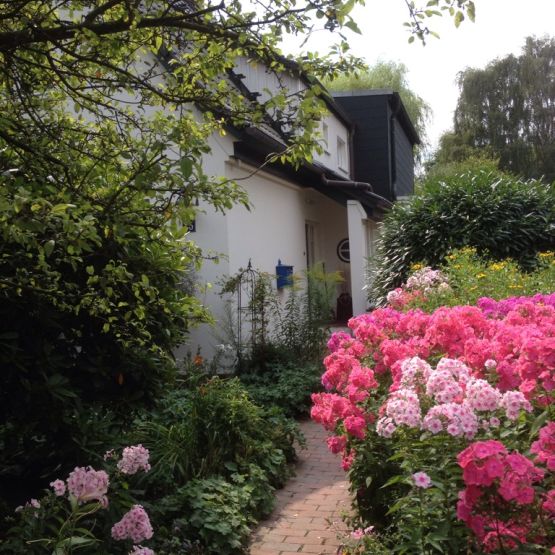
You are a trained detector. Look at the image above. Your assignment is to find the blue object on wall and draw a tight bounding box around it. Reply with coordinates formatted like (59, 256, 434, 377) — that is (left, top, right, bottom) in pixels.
(276, 259, 293, 289)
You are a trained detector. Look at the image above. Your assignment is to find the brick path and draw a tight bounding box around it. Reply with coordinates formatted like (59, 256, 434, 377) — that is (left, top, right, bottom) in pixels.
(249, 420, 351, 555)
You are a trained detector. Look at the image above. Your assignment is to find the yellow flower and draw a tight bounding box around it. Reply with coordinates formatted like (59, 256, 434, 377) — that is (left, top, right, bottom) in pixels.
(476, 273, 487, 279)
(490, 262, 506, 271)
(410, 263, 424, 271)
(508, 284, 524, 289)
(538, 251, 554, 259)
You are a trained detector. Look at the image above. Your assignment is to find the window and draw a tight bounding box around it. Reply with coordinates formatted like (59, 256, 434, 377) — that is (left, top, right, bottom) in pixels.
(322, 122, 329, 152)
(337, 137, 347, 171)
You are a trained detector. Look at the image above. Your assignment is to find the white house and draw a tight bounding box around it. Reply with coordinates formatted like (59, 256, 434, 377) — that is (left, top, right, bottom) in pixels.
(181, 59, 420, 359)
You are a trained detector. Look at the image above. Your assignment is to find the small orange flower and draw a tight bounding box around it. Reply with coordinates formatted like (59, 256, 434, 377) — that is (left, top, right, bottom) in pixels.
(193, 355, 204, 366)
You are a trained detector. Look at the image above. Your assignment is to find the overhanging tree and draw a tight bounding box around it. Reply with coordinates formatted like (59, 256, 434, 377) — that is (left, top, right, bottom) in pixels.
(0, 0, 478, 508)
(433, 36, 555, 182)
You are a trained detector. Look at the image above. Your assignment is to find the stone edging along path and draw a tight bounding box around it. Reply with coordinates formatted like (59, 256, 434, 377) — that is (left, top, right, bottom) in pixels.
(249, 420, 352, 555)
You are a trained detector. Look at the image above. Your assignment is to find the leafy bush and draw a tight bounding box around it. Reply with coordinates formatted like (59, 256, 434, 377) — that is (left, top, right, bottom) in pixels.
(370, 167, 555, 305)
(153, 475, 265, 555)
(240, 362, 323, 417)
(0, 168, 210, 509)
(133, 377, 297, 488)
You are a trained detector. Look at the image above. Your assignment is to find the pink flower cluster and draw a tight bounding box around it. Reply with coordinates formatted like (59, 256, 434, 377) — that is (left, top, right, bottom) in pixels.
(111, 504, 154, 543)
(386, 267, 449, 309)
(456, 440, 546, 550)
(67, 466, 109, 507)
(531, 421, 555, 470)
(117, 444, 151, 475)
(375, 356, 530, 440)
(129, 545, 155, 555)
(312, 293, 554, 552)
(478, 293, 555, 318)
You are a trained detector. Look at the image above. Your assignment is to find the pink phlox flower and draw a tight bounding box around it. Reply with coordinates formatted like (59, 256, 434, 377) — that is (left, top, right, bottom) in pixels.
(412, 471, 432, 488)
(376, 417, 397, 438)
(531, 422, 555, 470)
(327, 331, 352, 353)
(111, 505, 153, 543)
(341, 450, 355, 471)
(344, 415, 367, 440)
(465, 379, 502, 412)
(436, 357, 471, 384)
(385, 388, 422, 428)
(498, 453, 544, 505)
(50, 479, 66, 497)
(310, 393, 360, 431)
(326, 435, 347, 454)
(542, 489, 555, 518)
(129, 546, 155, 555)
(67, 466, 109, 506)
(350, 528, 365, 540)
(500, 390, 532, 420)
(481, 519, 529, 553)
(426, 369, 463, 403)
(398, 356, 432, 389)
(423, 402, 478, 438)
(322, 352, 361, 391)
(485, 359, 497, 370)
(457, 440, 507, 486)
(117, 445, 151, 475)
(348, 366, 378, 391)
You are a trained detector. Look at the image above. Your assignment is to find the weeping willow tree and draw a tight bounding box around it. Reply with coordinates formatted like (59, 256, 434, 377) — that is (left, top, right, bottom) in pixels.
(434, 36, 555, 182)
(324, 60, 432, 154)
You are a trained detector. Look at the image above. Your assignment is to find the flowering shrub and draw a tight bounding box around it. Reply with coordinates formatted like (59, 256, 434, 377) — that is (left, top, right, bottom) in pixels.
(403, 248, 555, 312)
(0, 446, 155, 554)
(312, 293, 554, 553)
(386, 265, 450, 309)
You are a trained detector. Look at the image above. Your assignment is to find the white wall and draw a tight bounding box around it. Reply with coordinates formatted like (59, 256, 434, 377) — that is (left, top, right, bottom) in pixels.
(225, 160, 348, 278)
(185, 158, 351, 358)
(313, 113, 352, 178)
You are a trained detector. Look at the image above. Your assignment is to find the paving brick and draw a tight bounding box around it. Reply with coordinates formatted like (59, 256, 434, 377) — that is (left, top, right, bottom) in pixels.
(249, 420, 352, 555)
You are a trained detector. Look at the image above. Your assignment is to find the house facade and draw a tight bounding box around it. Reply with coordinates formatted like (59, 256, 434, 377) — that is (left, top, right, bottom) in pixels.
(183, 60, 419, 359)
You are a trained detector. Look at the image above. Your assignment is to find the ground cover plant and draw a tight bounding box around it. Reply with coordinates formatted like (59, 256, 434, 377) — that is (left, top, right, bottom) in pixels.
(1, 373, 301, 554)
(313, 262, 554, 554)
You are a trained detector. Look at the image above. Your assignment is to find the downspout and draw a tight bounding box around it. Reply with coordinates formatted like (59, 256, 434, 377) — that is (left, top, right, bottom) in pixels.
(321, 175, 394, 209)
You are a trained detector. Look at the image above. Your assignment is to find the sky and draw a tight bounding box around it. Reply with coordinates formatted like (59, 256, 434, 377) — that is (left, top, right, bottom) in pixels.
(286, 0, 555, 154)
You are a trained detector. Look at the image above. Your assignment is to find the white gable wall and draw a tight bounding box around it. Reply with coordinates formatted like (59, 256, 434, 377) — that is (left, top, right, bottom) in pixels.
(314, 114, 351, 179)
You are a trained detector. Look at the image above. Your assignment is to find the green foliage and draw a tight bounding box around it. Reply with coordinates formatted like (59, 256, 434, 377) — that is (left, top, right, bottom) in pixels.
(432, 36, 555, 182)
(324, 60, 432, 150)
(133, 377, 296, 489)
(130, 377, 300, 553)
(154, 477, 256, 555)
(240, 362, 323, 418)
(408, 249, 555, 312)
(369, 167, 555, 305)
(221, 263, 342, 369)
(0, 161, 212, 507)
